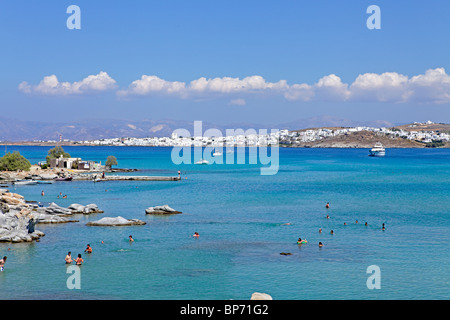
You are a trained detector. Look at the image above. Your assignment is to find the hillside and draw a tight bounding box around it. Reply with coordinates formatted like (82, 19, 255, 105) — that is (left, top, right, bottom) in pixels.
(287, 130, 431, 148)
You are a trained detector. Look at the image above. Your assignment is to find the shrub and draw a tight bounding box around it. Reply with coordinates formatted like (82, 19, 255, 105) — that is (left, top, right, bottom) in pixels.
(0, 151, 31, 171)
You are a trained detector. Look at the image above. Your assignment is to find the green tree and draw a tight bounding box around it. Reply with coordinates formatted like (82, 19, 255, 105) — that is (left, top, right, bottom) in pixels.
(105, 155, 118, 169)
(0, 152, 31, 171)
(46, 146, 71, 164)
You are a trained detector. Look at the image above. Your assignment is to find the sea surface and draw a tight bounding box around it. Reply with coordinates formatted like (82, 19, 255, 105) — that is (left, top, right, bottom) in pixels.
(0, 146, 449, 300)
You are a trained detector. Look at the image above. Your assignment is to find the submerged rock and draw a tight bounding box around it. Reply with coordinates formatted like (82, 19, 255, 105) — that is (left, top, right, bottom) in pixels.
(86, 216, 146, 226)
(145, 205, 182, 215)
(250, 292, 273, 300)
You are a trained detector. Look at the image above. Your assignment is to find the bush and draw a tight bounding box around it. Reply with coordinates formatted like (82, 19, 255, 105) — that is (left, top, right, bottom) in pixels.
(425, 140, 446, 148)
(0, 152, 31, 171)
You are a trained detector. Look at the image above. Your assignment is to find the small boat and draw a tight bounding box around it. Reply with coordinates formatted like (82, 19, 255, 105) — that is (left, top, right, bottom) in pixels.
(13, 180, 38, 185)
(369, 143, 386, 157)
(195, 159, 209, 165)
(212, 149, 222, 157)
(36, 180, 54, 184)
(55, 177, 73, 181)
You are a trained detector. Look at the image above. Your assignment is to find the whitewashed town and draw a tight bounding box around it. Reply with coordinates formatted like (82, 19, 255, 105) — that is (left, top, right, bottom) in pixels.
(70, 121, 449, 147)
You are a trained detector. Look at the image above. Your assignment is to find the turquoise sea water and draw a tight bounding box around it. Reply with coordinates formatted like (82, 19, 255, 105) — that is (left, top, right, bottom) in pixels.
(0, 146, 449, 300)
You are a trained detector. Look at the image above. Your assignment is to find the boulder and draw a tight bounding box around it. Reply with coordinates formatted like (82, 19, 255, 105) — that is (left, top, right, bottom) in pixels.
(145, 205, 182, 215)
(38, 173, 58, 180)
(0, 195, 26, 206)
(0, 205, 45, 242)
(68, 203, 103, 214)
(31, 211, 78, 224)
(250, 292, 273, 300)
(86, 216, 146, 226)
(38, 202, 73, 216)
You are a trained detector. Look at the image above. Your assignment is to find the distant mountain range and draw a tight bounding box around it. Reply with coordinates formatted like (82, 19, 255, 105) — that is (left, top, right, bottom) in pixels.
(0, 115, 399, 142)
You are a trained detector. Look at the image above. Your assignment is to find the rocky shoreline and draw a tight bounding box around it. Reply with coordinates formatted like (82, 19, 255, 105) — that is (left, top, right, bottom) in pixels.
(0, 190, 182, 242)
(0, 188, 103, 242)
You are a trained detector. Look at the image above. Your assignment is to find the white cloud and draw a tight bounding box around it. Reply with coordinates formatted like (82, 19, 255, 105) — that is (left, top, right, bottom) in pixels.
(18, 72, 117, 95)
(407, 68, 450, 104)
(349, 72, 409, 102)
(19, 68, 450, 104)
(314, 74, 350, 101)
(116, 75, 186, 97)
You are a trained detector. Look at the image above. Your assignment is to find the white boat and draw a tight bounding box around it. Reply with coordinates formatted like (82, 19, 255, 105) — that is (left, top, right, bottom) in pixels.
(195, 159, 209, 165)
(36, 180, 54, 184)
(13, 180, 38, 185)
(369, 143, 386, 157)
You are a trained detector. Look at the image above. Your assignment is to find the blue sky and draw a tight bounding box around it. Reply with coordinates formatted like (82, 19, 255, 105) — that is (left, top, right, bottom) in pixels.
(1, 0, 449, 125)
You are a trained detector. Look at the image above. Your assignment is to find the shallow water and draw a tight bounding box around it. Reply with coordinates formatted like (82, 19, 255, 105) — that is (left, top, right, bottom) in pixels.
(1, 146, 449, 299)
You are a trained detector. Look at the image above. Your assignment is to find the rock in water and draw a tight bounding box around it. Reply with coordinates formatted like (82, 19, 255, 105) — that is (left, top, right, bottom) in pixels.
(145, 205, 182, 215)
(250, 292, 273, 300)
(86, 216, 146, 226)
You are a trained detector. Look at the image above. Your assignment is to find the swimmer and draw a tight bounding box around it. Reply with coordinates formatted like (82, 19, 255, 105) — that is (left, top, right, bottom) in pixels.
(63, 195, 67, 199)
(330, 230, 334, 235)
(319, 228, 322, 233)
(365, 222, 368, 226)
(344, 222, 347, 226)
(326, 214, 330, 219)
(84, 244, 92, 254)
(325, 202, 330, 209)
(41, 190, 44, 196)
(319, 242, 323, 248)
(382, 223, 385, 231)
(75, 254, 84, 265)
(65, 252, 73, 264)
(129, 235, 134, 242)
(297, 238, 307, 244)
(0, 256, 7, 271)
(355, 220, 359, 224)
(193, 232, 199, 238)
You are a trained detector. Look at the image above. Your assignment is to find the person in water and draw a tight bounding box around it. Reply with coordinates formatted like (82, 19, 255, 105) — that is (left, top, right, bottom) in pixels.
(325, 202, 330, 209)
(382, 223, 385, 231)
(129, 235, 134, 242)
(84, 244, 92, 254)
(0, 256, 7, 271)
(330, 230, 334, 235)
(297, 238, 307, 244)
(319, 242, 323, 248)
(75, 254, 84, 265)
(65, 252, 73, 264)
(193, 232, 199, 238)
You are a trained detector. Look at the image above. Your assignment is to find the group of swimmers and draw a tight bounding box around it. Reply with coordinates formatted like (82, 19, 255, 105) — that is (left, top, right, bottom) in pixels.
(40, 191, 67, 199)
(296, 202, 386, 248)
(64, 244, 93, 265)
(64, 236, 136, 266)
